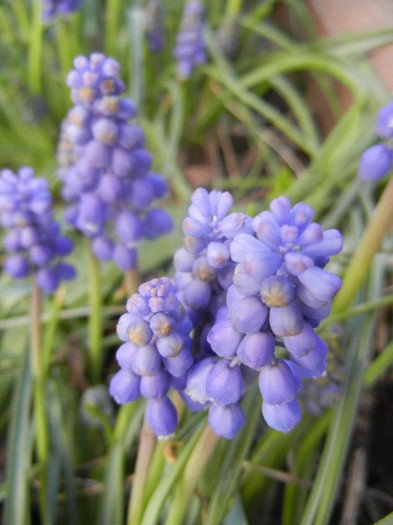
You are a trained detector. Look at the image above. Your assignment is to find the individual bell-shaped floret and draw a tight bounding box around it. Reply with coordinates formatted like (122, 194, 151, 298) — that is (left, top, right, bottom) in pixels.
(376, 102, 393, 139)
(109, 369, 141, 404)
(297, 266, 342, 307)
(145, 396, 178, 439)
(283, 321, 318, 358)
(208, 403, 246, 439)
(113, 245, 137, 270)
(140, 370, 170, 398)
(229, 294, 269, 334)
(185, 357, 217, 405)
(236, 331, 275, 369)
(260, 275, 295, 308)
(131, 345, 162, 376)
(262, 398, 302, 433)
(258, 359, 297, 406)
(5, 255, 30, 278)
(206, 307, 243, 358)
(269, 302, 304, 337)
(290, 337, 328, 378)
(206, 359, 243, 405)
(357, 143, 393, 181)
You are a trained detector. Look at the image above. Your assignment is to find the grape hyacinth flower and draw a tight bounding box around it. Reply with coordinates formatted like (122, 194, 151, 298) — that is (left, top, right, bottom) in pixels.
(57, 53, 173, 270)
(0, 167, 75, 292)
(174, 187, 251, 321)
(173, 187, 249, 439)
(358, 102, 393, 181)
(109, 277, 193, 439)
(207, 196, 343, 433)
(42, 0, 82, 21)
(174, 0, 206, 80)
(109, 192, 343, 440)
(145, 0, 165, 53)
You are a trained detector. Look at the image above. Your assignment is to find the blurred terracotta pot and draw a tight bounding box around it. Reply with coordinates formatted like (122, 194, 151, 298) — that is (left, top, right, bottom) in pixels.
(307, 0, 393, 91)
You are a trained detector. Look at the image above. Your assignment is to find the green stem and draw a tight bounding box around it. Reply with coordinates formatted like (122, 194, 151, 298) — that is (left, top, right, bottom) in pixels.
(226, 0, 243, 16)
(161, 81, 191, 202)
(28, 0, 43, 93)
(12, 0, 30, 34)
(164, 424, 220, 525)
(332, 176, 393, 314)
(31, 279, 51, 525)
(56, 20, 73, 74)
(105, 0, 123, 57)
(128, 1, 145, 112)
(321, 293, 393, 327)
(124, 267, 140, 296)
(0, 304, 126, 331)
(56, 20, 75, 107)
(126, 417, 157, 525)
(42, 286, 66, 375)
(88, 242, 103, 383)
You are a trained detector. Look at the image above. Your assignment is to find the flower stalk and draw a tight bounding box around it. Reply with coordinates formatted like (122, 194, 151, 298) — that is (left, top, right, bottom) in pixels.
(126, 417, 157, 525)
(125, 267, 140, 296)
(164, 424, 220, 525)
(31, 279, 51, 525)
(332, 176, 393, 314)
(88, 242, 103, 383)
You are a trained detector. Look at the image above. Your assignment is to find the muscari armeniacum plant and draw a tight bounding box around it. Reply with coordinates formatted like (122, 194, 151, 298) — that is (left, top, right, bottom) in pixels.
(109, 187, 343, 524)
(42, 0, 82, 22)
(0, 166, 76, 520)
(110, 189, 344, 436)
(58, 53, 173, 271)
(174, 0, 207, 80)
(57, 53, 173, 380)
(144, 0, 165, 53)
(0, 166, 75, 292)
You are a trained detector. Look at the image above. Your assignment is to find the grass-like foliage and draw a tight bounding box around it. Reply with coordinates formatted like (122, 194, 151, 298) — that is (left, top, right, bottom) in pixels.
(1, 1, 393, 524)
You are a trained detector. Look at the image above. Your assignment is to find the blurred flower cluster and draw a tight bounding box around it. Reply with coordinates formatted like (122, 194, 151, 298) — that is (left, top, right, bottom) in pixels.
(174, 0, 207, 80)
(145, 0, 165, 53)
(0, 167, 75, 292)
(358, 102, 393, 181)
(57, 53, 173, 270)
(42, 0, 82, 21)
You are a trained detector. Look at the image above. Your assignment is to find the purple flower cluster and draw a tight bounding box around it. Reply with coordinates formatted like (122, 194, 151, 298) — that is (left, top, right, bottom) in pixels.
(109, 277, 193, 439)
(173, 188, 251, 438)
(358, 102, 393, 181)
(0, 167, 75, 292)
(145, 0, 165, 53)
(57, 53, 173, 270)
(109, 190, 343, 440)
(174, 1, 206, 80)
(207, 196, 343, 433)
(42, 0, 82, 21)
(174, 187, 251, 320)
